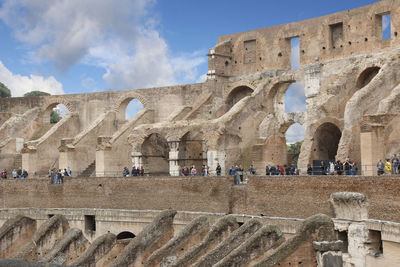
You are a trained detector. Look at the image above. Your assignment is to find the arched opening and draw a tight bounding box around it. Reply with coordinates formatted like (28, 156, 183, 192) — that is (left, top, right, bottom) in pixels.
(286, 123, 305, 167)
(43, 103, 70, 124)
(226, 86, 254, 111)
(116, 231, 135, 240)
(117, 98, 144, 121)
(284, 82, 306, 113)
(263, 80, 301, 114)
(178, 131, 207, 175)
(356, 67, 380, 89)
(141, 133, 169, 175)
(312, 122, 342, 162)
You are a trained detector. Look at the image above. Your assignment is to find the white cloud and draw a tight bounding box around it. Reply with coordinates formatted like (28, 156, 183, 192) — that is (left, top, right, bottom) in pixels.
(54, 104, 69, 117)
(0, 61, 63, 97)
(285, 82, 306, 113)
(197, 73, 207, 83)
(0, 0, 206, 90)
(286, 123, 305, 144)
(80, 76, 99, 92)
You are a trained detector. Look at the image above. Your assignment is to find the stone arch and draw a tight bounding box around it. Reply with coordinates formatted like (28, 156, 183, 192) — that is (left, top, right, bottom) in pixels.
(263, 79, 297, 113)
(178, 130, 207, 173)
(309, 117, 344, 134)
(141, 132, 169, 175)
(355, 65, 381, 89)
(113, 92, 148, 121)
(116, 231, 135, 240)
(225, 81, 255, 99)
(225, 84, 255, 111)
(311, 122, 342, 162)
(41, 97, 74, 124)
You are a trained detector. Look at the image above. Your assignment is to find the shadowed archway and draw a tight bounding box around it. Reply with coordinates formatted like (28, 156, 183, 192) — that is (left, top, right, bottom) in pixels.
(311, 122, 342, 161)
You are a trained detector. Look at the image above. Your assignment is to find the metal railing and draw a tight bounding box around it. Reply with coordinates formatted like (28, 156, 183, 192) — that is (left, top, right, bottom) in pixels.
(3, 164, 400, 180)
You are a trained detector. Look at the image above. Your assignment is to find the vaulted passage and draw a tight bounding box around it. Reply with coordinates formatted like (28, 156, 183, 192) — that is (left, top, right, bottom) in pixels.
(312, 123, 342, 161)
(117, 231, 135, 240)
(226, 86, 254, 111)
(178, 131, 207, 174)
(141, 133, 169, 175)
(356, 67, 380, 89)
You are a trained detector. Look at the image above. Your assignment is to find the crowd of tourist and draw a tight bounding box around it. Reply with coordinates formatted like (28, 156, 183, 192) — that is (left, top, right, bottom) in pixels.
(4, 154, 400, 181)
(264, 165, 298, 176)
(48, 168, 71, 184)
(1, 169, 28, 179)
(377, 154, 400, 175)
(122, 166, 144, 177)
(181, 165, 211, 176)
(306, 159, 357, 176)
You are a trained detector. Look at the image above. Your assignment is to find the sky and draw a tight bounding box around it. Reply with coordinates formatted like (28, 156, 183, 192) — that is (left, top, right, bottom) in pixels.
(0, 0, 381, 142)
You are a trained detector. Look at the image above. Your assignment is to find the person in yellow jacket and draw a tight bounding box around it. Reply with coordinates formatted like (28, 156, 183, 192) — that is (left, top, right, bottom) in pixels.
(385, 159, 392, 175)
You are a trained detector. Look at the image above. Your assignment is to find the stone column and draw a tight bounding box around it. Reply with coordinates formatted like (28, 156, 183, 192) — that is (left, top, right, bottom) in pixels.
(329, 192, 369, 221)
(168, 141, 180, 176)
(207, 150, 226, 176)
(360, 126, 385, 176)
(131, 152, 143, 168)
(21, 144, 37, 174)
(95, 136, 112, 177)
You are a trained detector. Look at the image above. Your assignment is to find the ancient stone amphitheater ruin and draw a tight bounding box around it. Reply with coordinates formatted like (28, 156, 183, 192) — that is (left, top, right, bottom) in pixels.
(1, 1, 400, 266)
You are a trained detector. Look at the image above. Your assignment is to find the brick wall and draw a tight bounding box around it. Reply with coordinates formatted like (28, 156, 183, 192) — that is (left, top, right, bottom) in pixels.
(0, 176, 399, 223)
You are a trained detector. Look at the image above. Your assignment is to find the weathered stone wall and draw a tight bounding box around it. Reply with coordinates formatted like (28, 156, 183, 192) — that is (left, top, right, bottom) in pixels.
(2, 1, 400, 177)
(213, 0, 400, 77)
(0, 176, 399, 222)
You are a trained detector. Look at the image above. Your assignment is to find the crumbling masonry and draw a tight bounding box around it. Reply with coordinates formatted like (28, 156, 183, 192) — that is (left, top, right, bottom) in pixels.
(1, 1, 400, 175)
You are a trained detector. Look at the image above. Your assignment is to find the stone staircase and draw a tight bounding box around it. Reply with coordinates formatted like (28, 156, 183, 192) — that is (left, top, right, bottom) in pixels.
(182, 92, 213, 120)
(29, 124, 53, 141)
(78, 161, 95, 177)
(11, 154, 22, 171)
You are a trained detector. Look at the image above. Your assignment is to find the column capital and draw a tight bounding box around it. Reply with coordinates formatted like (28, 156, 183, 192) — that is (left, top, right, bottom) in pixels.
(168, 140, 180, 151)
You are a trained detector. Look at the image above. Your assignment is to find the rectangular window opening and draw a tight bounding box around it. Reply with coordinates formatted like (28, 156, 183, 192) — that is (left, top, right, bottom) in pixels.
(382, 14, 391, 40)
(244, 39, 256, 64)
(84, 215, 96, 232)
(368, 230, 383, 256)
(330, 22, 343, 48)
(337, 230, 349, 253)
(290, 37, 300, 70)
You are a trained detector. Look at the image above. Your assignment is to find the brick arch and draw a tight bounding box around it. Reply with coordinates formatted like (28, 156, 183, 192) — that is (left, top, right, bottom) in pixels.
(263, 78, 302, 114)
(310, 120, 343, 162)
(225, 82, 255, 112)
(140, 131, 170, 175)
(41, 97, 74, 113)
(177, 129, 206, 172)
(354, 64, 382, 89)
(279, 119, 303, 136)
(130, 128, 168, 150)
(309, 117, 343, 134)
(113, 92, 149, 111)
(113, 92, 149, 121)
(41, 97, 74, 123)
(225, 81, 256, 100)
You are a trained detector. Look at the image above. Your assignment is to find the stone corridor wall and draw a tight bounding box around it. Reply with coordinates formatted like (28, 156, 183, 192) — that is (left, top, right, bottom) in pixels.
(0, 176, 400, 223)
